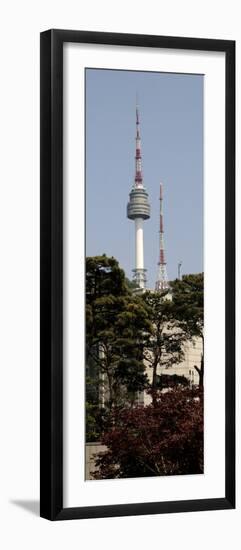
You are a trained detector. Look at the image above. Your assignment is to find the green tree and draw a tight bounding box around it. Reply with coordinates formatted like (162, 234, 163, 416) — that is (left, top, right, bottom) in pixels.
(124, 276, 139, 292)
(86, 255, 152, 410)
(170, 273, 204, 387)
(142, 291, 188, 400)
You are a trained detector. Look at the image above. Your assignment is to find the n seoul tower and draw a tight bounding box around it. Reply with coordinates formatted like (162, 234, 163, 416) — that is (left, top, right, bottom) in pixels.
(127, 102, 150, 289)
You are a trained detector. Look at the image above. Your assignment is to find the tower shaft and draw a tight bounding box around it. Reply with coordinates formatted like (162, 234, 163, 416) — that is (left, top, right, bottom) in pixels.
(155, 183, 169, 292)
(135, 218, 144, 269)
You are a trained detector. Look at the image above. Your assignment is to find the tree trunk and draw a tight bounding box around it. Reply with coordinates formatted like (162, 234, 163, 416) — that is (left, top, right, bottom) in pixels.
(106, 371, 114, 409)
(200, 335, 204, 387)
(152, 356, 159, 404)
(194, 353, 204, 388)
(199, 353, 204, 388)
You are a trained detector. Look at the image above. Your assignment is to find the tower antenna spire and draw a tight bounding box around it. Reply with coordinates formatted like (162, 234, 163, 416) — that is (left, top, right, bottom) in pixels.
(135, 96, 143, 187)
(127, 99, 150, 289)
(155, 183, 169, 292)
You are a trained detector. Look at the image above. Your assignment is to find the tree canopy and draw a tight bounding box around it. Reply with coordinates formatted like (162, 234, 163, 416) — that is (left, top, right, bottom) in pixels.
(170, 273, 204, 386)
(170, 273, 204, 338)
(93, 387, 203, 479)
(86, 255, 152, 415)
(86, 256, 204, 451)
(142, 290, 188, 397)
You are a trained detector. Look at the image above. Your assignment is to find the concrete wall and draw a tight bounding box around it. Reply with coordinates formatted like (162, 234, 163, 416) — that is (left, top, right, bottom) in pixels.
(144, 336, 203, 404)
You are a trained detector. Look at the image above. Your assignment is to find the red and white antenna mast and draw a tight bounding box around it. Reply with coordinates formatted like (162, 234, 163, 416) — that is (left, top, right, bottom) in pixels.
(155, 183, 169, 292)
(135, 100, 143, 187)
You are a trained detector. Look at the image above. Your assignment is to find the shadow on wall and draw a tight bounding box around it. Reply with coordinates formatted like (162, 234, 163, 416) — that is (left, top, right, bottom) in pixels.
(10, 500, 40, 517)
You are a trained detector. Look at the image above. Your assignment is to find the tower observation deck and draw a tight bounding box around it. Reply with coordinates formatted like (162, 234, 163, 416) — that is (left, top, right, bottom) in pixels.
(127, 103, 150, 289)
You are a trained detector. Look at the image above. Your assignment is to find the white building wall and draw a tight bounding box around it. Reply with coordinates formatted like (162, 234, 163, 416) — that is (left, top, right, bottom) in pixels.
(163, 337, 203, 384)
(144, 336, 203, 404)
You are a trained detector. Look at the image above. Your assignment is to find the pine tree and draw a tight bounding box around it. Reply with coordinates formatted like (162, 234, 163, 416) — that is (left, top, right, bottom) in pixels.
(86, 255, 152, 411)
(170, 273, 204, 386)
(142, 291, 188, 400)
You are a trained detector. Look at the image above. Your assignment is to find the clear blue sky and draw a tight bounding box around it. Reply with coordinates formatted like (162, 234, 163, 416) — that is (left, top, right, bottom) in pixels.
(85, 68, 203, 288)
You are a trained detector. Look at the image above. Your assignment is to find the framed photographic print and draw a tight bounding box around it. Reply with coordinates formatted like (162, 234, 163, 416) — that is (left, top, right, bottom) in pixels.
(40, 29, 235, 520)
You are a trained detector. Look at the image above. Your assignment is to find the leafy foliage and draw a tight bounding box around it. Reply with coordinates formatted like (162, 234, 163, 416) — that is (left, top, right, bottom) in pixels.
(171, 273, 204, 386)
(170, 273, 204, 337)
(156, 373, 189, 388)
(86, 255, 152, 411)
(86, 255, 204, 467)
(93, 387, 203, 479)
(142, 291, 188, 395)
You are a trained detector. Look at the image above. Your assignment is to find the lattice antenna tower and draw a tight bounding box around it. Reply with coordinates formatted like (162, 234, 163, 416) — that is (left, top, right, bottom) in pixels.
(155, 183, 169, 292)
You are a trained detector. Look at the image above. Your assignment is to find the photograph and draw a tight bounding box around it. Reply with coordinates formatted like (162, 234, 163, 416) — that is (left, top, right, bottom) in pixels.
(85, 67, 204, 480)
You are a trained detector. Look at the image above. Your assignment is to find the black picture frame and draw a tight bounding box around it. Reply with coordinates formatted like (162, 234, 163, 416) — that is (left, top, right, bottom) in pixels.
(40, 29, 235, 521)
